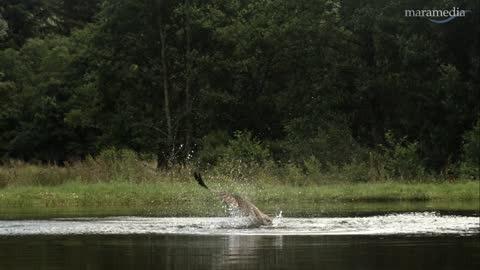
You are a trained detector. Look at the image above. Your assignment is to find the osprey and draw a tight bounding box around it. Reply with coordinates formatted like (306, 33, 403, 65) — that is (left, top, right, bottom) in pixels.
(193, 172, 273, 226)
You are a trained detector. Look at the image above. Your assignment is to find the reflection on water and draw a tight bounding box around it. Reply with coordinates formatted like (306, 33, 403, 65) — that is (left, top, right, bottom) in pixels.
(0, 234, 478, 270)
(219, 235, 284, 269)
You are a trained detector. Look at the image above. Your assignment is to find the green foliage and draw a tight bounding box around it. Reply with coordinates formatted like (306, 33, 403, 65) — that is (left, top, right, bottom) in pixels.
(0, 170, 478, 209)
(221, 131, 270, 165)
(196, 131, 268, 163)
(201, 131, 272, 181)
(0, 0, 478, 179)
(0, 35, 82, 161)
(383, 131, 425, 180)
(303, 156, 322, 181)
(88, 148, 144, 182)
(460, 118, 480, 179)
(339, 162, 372, 183)
(0, 15, 7, 40)
(367, 151, 389, 181)
(0, 0, 100, 47)
(283, 162, 307, 186)
(284, 121, 362, 167)
(195, 131, 230, 166)
(0, 148, 154, 186)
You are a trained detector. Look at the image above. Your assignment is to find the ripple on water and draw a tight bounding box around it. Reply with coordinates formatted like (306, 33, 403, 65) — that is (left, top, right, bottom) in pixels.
(0, 212, 478, 236)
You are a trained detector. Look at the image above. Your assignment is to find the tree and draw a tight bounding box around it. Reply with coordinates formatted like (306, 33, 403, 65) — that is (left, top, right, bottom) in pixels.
(0, 36, 82, 161)
(0, 0, 100, 48)
(0, 14, 8, 39)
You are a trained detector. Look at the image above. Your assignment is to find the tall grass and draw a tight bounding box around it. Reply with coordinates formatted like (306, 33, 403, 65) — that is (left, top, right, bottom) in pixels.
(0, 149, 478, 210)
(0, 148, 477, 188)
(0, 149, 192, 187)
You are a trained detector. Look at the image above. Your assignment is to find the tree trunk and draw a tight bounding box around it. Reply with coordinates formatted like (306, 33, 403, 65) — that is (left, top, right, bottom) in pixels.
(153, 0, 173, 170)
(159, 28, 173, 168)
(184, 0, 192, 161)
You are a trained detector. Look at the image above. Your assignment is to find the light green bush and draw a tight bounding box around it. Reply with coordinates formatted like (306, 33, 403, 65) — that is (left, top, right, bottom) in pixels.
(383, 131, 425, 180)
(198, 131, 272, 181)
(303, 156, 322, 180)
(221, 131, 270, 164)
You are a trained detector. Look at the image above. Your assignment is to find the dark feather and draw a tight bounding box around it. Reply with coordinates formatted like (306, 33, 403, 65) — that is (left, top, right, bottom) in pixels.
(194, 172, 209, 189)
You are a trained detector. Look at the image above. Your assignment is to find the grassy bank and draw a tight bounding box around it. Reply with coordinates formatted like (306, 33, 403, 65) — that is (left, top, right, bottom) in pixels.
(0, 181, 478, 215)
(0, 154, 479, 216)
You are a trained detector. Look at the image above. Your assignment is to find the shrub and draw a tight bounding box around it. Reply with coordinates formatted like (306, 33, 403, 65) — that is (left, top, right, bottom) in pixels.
(0, 160, 73, 186)
(195, 131, 230, 167)
(383, 131, 425, 180)
(284, 162, 306, 185)
(341, 162, 371, 182)
(460, 118, 480, 179)
(199, 131, 271, 182)
(303, 156, 322, 180)
(80, 147, 150, 183)
(283, 122, 363, 167)
(221, 131, 270, 164)
(367, 150, 389, 181)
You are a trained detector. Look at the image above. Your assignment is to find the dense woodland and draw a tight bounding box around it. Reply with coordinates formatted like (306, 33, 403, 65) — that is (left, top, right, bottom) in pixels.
(0, 0, 478, 180)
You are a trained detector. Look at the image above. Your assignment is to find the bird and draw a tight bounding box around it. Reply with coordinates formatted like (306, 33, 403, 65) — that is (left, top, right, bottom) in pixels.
(193, 172, 273, 226)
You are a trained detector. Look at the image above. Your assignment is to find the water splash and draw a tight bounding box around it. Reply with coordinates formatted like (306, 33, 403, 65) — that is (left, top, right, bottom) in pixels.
(272, 211, 283, 227)
(0, 212, 478, 236)
(222, 204, 261, 228)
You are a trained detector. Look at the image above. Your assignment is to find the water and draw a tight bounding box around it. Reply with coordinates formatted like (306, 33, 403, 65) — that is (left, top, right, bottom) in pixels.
(0, 233, 478, 269)
(0, 206, 478, 269)
(0, 213, 478, 235)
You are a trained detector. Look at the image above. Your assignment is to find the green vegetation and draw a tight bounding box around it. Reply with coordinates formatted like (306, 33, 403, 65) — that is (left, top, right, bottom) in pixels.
(0, 0, 478, 179)
(0, 150, 478, 214)
(0, 179, 478, 215)
(0, 1, 478, 216)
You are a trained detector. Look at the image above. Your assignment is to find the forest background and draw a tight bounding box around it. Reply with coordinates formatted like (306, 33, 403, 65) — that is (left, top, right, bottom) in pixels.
(0, 0, 478, 191)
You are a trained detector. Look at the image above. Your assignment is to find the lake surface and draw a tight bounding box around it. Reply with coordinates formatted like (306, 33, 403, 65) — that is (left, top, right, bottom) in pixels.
(0, 205, 479, 269)
(0, 212, 480, 270)
(0, 233, 478, 270)
(0, 213, 478, 235)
